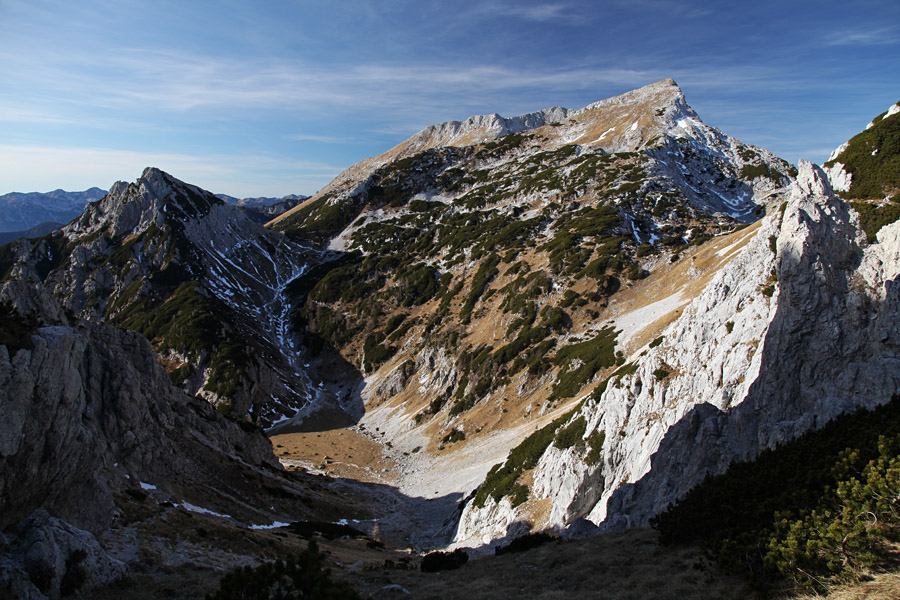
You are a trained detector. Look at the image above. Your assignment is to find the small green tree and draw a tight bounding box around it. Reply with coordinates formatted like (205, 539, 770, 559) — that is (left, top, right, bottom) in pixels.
(207, 539, 359, 600)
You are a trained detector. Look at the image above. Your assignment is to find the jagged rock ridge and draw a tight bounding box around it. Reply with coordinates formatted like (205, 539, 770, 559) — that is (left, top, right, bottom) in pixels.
(0, 168, 320, 425)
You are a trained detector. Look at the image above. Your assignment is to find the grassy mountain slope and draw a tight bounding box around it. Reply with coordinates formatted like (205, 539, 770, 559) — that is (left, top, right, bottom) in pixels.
(826, 102, 900, 242)
(265, 82, 799, 527)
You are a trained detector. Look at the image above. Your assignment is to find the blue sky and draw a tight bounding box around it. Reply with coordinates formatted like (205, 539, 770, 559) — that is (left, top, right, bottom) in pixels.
(1, 0, 898, 197)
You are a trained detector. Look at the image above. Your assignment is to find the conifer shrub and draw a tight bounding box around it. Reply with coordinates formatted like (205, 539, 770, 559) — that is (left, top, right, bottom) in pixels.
(442, 428, 466, 444)
(459, 253, 500, 324)
(387, 317, 417, 343)
(585, 430, 606, 466)
(652, 394, 900, 593)
(207, 539, 359, 600)
(204, 341, 250, 399)
(550, 326, 619, 401)
(494, 532, 556, 555)
(474, 409, 579, 507)
(554, 415, 587, 449)
(362, 332, 396, 372)
(851, 198, 900, 243)
(825, 107, 900, 200)
(397, 263, 438, 307)
(420, 549, 469, 572)
(740, 163, 773, 181)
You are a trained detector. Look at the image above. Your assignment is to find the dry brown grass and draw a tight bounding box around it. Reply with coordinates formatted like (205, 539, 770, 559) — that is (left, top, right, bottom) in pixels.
(347, 527, 755, 600)
(789, 571, 900, 600)
(271, 428, 398, 485)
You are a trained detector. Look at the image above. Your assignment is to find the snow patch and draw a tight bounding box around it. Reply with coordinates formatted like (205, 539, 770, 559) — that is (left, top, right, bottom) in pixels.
(589, 127, 616, 145)
(249, 521, 290, 530)
(613, 291, 687, 348)
(178, 502, 232, 519)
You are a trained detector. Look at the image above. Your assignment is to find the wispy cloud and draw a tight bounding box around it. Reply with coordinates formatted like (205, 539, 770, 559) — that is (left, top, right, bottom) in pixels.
(288, 134, 353, 144)
(2, 45, 809, 140)
(502, 3, 570, 22)
(826, 26, 899, 46)
(612, 0, 711, 19)
(0, 144, 342, 196)
(462, 2, 592, 25)
(0, 49, 652, 119)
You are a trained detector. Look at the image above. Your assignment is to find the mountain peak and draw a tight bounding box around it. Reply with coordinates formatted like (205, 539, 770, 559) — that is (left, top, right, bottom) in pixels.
(304, 79, 703, 201)
(580, 78, 685, 111)
(68, 167, 222, 241)
(396, 79, 690, 157)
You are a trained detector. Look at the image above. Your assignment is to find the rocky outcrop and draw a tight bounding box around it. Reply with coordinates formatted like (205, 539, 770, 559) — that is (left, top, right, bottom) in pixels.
(0, 168, 320, 426)
(0, 283, 302, 598)
(455, 160, 900, 542)
(0, 510, 126, 600)
(0, 294, 282, 534)
(400, 106, 572, 153)
(823, 140, 853, 192)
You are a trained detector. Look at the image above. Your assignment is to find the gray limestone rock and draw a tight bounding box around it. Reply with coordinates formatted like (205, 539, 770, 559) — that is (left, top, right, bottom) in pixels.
(455, 160, 900, 542)
(0, 510, 126, 600)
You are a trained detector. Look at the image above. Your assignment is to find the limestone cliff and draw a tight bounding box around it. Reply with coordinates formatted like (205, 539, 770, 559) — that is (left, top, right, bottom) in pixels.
(454, 160, 900, 545)
(0, 282, 307, 598)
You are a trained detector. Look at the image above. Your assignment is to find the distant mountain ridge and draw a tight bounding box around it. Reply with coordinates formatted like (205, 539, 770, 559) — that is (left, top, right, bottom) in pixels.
(216, 193, 308, 207)
(0, 222, 63, 245)
(0, 187, 105, 232)
(217, 193, 309, 224)
(0, 187, 309, 236)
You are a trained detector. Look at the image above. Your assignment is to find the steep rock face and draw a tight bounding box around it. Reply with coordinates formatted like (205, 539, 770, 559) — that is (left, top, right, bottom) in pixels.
(0, 281, 374, 598)
(0, 284, 281, 535)
(1, 168, 319, 425)
(454, 161, 900, 544)
(0, 510, 126, 600)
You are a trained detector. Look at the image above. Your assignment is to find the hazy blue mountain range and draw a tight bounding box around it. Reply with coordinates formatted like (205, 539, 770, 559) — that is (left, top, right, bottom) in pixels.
(0, 188, 105, 232)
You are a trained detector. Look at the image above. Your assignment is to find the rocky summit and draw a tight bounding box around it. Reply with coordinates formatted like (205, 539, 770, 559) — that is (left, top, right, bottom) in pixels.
(1, 81, 899, 599)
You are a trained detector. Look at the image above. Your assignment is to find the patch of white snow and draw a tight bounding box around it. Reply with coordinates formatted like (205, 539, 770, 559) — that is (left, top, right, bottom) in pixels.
(613, 291, 687, 348)
(249, 521, 290, 530)
(178, 502, 232, 519)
